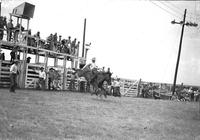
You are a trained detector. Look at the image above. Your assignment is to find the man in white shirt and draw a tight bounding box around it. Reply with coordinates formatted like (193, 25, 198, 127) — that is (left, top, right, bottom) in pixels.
(82, 57, 98, 83)
(82, 57, 97, 70)
(35, 67, 46, 90)
(9, 60, 19, 92)
(113, 78, 121, 97)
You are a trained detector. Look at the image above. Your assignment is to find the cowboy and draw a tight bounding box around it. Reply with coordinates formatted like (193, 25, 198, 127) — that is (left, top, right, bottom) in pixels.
(113, 77, 121, 97)
(9, 60, 19, 93)
(47, 68, 55, 90)
(82, 57, 98, 82)
(69, 70, 76, 91)
(83, 57, 97, 70)
(35, 67, 46, 90)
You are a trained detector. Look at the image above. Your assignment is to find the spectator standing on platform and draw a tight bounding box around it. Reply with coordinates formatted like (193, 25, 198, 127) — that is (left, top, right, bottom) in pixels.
(58, 35, 62, 43)
(75, 41, 80, 57)
(14, 23, 24, 42)
(9, 60, 19, 93)
(34, 31, 40, 47)
(53, 33, 58, 50)
(57, 35, 62, 52)
(101, 67, 105, 72)
(0, 17, 7, 40)
(7, 18, 13, 41)
(27, 29, 32, 46)
(47, 33, 53, 50)
(67, 36, 71, 47)
(71, 38, 76, 55)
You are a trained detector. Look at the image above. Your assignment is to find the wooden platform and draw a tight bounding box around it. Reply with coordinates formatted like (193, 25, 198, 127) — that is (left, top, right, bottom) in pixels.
(0, 40, 85, 60)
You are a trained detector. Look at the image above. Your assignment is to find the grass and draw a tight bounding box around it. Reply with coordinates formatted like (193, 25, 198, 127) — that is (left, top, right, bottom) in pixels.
(0, 89, 200, 140)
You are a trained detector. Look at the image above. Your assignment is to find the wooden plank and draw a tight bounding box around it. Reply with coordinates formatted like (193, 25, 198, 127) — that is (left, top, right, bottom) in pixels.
(0, 71, 10, 74)
(0, 60, 1, 82)
(1, 67, 10, 70)
(0, 40, 83, 59)
(27, 78, 38, 81)
(27, 73, 39, 77)
(25, 79, 37, 88)
(0, 75, 10, 78)
(0, 81, 10, 84)
(1, 60, 11, 64)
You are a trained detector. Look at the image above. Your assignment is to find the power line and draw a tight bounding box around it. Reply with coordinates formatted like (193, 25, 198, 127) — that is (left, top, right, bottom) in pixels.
(159, 1, 183, 16)
(149, 1, 182, 20)
(167, 1, 200, 21)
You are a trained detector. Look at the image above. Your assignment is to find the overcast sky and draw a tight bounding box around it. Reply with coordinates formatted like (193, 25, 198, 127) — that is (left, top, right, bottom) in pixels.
(2, 0, 200, 85)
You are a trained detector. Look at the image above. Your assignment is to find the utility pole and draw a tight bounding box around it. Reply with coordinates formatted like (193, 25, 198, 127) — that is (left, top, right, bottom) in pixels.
(82, 18, 86, 58)
(0, 0, 2, 17)
(171, 9, 198, 95)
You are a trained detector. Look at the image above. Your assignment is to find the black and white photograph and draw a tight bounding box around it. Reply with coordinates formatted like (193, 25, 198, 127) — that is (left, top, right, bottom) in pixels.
(0, 0, 200, 139)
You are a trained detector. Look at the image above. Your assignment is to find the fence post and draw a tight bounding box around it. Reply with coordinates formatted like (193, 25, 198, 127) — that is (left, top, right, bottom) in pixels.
(63, 56, 67, 90)
(137, 79, 142, 97)
(0, 60, 1, 82)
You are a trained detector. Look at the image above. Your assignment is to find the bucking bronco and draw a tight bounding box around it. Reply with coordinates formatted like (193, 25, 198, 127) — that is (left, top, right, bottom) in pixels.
(74, 67, 112, 98)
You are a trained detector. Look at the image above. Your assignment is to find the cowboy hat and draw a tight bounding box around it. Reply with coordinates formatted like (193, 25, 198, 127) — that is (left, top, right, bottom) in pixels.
(13, 59, 19, 63)
(92, 57, 96, 61)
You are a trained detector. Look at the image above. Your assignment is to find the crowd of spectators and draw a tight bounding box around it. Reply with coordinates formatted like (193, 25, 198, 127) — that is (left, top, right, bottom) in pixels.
(172, 85, 200, 102)
(139, 82, 200, 102)
(0, 16, 81, 60)
(0, 16, 25, 42)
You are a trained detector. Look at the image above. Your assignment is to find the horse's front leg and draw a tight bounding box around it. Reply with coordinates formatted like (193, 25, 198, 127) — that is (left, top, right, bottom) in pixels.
(90, 84, 96, 96)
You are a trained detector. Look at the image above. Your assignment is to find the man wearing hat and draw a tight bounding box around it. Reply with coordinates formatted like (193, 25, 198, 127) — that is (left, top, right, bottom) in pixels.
(47, 68, 55, 90)
(35, 67, 46, 90)
(82, 57, 97, 70)
(26, 57, 31, 63)
(9, 60, 19, 92)
(81, 57, 98, 84)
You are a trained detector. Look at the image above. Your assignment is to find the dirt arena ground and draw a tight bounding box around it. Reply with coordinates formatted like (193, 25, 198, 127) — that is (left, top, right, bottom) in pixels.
(0, 89, 200, 140)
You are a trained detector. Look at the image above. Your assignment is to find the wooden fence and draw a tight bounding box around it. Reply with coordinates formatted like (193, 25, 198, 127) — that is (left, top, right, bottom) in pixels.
(65, 69, 87, 92)
(25, 63, 45, 89)
(0, 60, 12, 88)
(120, 78, 141, 97)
